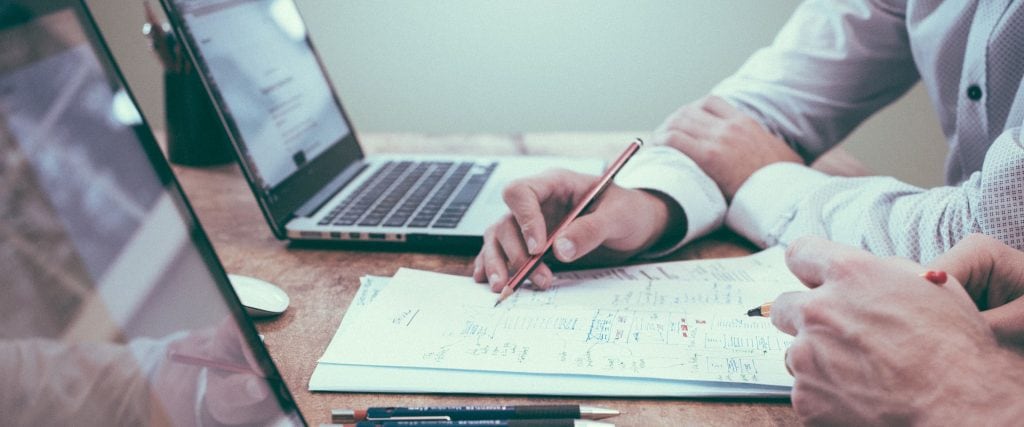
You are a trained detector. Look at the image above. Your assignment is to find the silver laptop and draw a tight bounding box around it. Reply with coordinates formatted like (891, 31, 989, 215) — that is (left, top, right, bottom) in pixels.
(159, 0, 603, 248)
(0, 1, 304, 424)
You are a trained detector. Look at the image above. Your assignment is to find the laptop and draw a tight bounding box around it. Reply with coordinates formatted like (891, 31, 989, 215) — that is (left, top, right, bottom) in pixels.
(0, 1, 305, 424)
(157, 0, 603, 249)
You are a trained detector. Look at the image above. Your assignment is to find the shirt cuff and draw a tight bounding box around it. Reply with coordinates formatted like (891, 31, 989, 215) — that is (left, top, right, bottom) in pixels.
(727, 162, 830, 248)
(614, 146, 726, 257)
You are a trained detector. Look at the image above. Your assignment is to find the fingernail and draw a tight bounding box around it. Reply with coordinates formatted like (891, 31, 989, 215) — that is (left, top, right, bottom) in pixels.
(555, 238, 576, 260)
(526, 237, 538, 254)
(489, 273, 501, 286)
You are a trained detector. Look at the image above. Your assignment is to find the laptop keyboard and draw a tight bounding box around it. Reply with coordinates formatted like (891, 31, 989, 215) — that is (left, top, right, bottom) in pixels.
(317, 160, 496, 229)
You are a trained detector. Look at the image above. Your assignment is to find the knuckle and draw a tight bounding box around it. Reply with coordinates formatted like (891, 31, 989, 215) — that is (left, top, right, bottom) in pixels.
(573, 217, 604, 240)
(483, 222, 502, 240)
(501, 183, 528, 205)
(797, 299, 834, 327)
(824, 256, 870, 283)
(724, 119, 745, 132)
(787, 340, 814, 371)
(656, 130, 686, 149)
(701, 143, 725, 159)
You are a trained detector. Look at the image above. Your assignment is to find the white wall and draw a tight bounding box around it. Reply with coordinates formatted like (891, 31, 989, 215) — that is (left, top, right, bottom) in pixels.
(89, 0, 947, 187)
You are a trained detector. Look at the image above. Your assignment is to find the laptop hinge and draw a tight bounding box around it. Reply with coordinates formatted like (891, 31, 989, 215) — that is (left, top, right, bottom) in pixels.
(294, 162, 368, 218)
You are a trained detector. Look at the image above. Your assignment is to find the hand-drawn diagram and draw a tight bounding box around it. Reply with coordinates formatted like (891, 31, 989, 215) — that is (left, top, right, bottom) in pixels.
(322, 249, 803, 387)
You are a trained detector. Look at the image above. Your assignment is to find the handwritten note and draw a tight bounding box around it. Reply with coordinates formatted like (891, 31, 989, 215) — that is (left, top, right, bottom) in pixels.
(319, 248, 804, 387)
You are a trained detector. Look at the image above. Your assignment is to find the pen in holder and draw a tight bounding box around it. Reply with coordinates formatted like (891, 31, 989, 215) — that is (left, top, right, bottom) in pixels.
(144, 2, 233, 167)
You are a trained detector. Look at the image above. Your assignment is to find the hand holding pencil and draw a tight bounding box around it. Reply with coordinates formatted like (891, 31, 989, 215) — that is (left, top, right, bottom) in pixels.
(473, 140, 684, 300)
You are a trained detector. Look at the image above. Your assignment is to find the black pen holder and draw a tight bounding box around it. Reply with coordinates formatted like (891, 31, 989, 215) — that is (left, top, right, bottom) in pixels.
(164, 67, 234, 167)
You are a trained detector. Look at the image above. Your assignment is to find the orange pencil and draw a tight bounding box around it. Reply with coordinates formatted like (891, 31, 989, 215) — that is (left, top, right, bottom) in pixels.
(494, 139, 644, 307)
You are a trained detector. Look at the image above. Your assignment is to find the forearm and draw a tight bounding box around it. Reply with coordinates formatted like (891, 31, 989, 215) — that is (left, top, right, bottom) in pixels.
(712, 0, 918, 161)
(0, 340, 152, 425)
(729, 128, 1024, 263)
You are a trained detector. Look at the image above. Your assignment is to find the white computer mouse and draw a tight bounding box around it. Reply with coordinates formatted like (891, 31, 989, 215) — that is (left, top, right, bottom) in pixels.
(228, 274, 290, 318)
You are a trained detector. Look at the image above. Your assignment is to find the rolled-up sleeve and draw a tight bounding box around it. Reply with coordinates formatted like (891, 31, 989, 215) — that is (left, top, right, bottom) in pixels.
(712, 0, 921, 161)
(728, 125, 1024, 263)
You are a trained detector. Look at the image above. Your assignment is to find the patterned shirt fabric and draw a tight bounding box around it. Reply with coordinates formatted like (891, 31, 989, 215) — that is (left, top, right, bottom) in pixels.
(619, 0, 1024, 263)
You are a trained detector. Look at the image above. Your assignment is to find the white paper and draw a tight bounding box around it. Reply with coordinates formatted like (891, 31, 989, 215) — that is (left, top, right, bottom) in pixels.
(315, 248, 804, 392)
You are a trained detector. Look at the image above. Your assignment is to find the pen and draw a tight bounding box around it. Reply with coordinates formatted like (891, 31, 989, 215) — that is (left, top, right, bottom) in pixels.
(332, 405, 619, 423)
(337, 420, 614, 427)
(167, 349, 262, 377)
(745, 270, 949, 317)
(494, 139, 644, 307)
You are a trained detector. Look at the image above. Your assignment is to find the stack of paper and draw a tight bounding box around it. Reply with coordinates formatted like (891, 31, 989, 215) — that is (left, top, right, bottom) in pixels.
(311, 248, 804, 397)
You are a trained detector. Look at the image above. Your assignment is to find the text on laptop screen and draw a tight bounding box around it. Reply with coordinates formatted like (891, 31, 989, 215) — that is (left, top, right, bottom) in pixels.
(0, 4, 302, 424)
(175, 0, 349, 190)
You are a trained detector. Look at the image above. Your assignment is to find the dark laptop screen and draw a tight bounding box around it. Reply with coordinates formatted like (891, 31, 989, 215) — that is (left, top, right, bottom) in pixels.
(164, 0, 365, 236)
(0, 1, 304, 424)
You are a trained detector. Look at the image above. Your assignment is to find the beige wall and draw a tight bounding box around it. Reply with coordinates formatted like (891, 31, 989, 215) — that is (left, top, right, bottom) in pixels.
(89, 0, 947, 187)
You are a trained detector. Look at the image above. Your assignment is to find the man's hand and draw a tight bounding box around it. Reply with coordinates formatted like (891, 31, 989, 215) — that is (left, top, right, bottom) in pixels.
(928, 233, 1024, 349)
(159, 320, 282, 425)
(771, 237, 1024, 426)
(473, 169, 681, 291)
(653, 96, 802, 200)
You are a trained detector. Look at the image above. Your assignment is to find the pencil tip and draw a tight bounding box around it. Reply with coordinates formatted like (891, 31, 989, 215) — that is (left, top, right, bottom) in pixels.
(746, 307, 761, 317)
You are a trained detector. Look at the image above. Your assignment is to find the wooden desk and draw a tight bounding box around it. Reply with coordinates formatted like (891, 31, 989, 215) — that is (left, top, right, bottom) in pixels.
(172, 133, 866, 426)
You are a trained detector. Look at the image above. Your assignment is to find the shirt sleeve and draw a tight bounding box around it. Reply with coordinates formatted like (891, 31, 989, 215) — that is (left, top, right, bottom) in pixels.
(712, 0, 920, 161)
(614, 146, 726, 257)
(727, 126, 1024, 263)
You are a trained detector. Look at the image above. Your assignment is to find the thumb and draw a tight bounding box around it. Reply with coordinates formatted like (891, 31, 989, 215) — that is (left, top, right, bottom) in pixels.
(982, 298, 1024, 348)
(552, 213, 611, 262)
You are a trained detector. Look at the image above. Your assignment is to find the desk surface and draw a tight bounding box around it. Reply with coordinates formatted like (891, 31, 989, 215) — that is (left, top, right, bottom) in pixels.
(172, 133, 867, 426)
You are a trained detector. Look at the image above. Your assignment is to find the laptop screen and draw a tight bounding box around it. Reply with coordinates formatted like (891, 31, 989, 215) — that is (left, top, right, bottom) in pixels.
(164, 0, 365, 235)
(0, 1, 304, 424)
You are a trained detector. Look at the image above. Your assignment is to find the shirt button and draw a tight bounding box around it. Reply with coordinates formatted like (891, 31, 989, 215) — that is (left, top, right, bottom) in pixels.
(966, 85, 983, 101)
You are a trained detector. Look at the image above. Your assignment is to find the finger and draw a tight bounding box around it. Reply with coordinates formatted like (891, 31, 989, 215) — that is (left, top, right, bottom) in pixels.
(983, 298, 1024, 348)
(472, 253, 485, 283)
(784, 237, 870, 289)
(480, 229, 511, 292)
(494, 220, 545, 287)
(552, 213, 614, 263)
(927, 234, 994, 300)
(700, 95, 743, 119)
(529, 263, 555, 290)
(928, 234, 1024, 305)
(503, 175, 565, 255)
(770, 290, 813, 336)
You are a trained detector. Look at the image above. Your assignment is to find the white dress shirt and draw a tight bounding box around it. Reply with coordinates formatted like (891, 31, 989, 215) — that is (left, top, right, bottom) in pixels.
(617, 0, 1024, 262)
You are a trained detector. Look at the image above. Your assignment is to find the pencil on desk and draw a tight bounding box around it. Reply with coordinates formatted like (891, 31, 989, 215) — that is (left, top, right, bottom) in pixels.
(494, 139, 644, 307)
